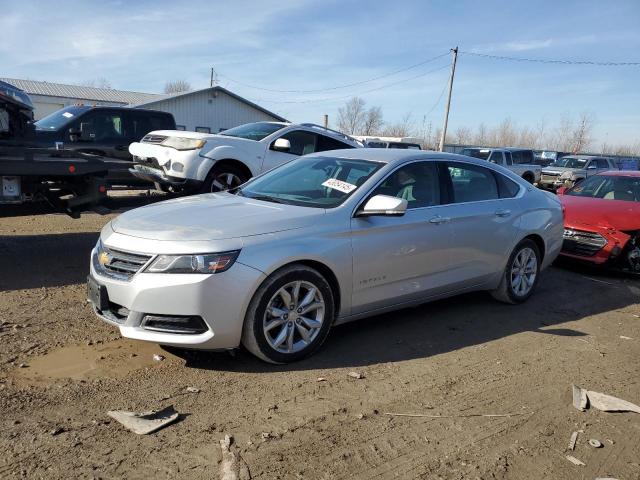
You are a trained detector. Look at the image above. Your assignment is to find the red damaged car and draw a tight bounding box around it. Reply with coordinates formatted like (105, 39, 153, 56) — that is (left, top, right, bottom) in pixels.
(557, 171, 640, 273)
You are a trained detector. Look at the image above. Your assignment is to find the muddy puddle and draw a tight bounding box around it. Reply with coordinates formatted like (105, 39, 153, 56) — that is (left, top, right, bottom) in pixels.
(13, 339, 179, 384)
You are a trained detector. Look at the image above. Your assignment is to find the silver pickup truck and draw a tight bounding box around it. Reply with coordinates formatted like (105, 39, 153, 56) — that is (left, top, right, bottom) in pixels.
(460, 148, 541, 184)
(539, 155, 618, 191)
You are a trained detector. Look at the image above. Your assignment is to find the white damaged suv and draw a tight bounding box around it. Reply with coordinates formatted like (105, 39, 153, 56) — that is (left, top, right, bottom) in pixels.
(129, 122, 362, 193)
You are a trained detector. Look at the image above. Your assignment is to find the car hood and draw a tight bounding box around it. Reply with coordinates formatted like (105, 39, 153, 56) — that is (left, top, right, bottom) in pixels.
(542, 167, 582, 175)
(110, 193, 324, 241)
(561, 195, 640, 231)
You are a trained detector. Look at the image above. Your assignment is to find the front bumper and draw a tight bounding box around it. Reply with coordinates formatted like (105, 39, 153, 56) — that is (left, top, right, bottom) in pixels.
(129, 165, 202, 190)
(88, 248, 265, 350)
(560, 225, 630, 265)
(539, 175, 569, 190)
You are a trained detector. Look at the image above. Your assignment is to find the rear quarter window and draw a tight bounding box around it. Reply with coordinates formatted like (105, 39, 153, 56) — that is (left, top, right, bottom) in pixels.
(496, 173, 521, 198)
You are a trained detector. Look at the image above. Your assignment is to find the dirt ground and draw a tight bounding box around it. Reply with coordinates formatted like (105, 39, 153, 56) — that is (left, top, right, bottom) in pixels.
(1, 195, 639, 480)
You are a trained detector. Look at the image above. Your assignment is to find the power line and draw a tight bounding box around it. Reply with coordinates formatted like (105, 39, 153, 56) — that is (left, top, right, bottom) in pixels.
(460, 51, 640, 66)
(219, 52, 450, 93)
(252, 63, 450, 105)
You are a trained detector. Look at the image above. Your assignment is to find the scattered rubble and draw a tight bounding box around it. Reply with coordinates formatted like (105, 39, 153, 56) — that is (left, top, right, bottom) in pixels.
(572, 385, 640, 414)
(347, 371, 364, 379)
(568, 431, 579, 451)
(152, 354, 165, 362)
(589, 439, 603, 448)
(107, 405, 179, 435)
(565, 455, 585, 466)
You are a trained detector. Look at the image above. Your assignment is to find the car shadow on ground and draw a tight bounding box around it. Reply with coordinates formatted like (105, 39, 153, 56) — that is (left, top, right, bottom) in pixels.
(167, 264, 638, 371)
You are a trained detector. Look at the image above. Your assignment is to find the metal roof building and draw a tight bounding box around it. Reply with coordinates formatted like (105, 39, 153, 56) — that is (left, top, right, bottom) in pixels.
(134, 86, 287, 133)
(0, 78, 286, 131)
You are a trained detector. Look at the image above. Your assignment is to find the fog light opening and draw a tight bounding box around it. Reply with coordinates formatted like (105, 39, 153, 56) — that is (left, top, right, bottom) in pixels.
(141, 314, 208, 334)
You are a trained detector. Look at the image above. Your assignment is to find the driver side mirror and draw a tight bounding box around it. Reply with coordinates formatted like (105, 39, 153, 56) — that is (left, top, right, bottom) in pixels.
(271, 138, 291, 152)
(356, 195, 407, 217)
(587, 165, 597, 170)
(69, 122, 94, 142)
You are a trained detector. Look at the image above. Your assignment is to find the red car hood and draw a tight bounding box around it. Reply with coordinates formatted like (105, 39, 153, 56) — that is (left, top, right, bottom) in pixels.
(561, 195, 640, 232)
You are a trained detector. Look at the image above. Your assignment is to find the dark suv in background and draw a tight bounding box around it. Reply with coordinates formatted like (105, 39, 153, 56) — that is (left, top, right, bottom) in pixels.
(34, 106, 175, 160)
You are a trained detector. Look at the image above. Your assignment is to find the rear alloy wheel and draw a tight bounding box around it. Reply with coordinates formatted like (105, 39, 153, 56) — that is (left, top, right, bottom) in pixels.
(201, 164, 247, 193)
(242, 265, 334, 363)
(491, 239, 541, 304)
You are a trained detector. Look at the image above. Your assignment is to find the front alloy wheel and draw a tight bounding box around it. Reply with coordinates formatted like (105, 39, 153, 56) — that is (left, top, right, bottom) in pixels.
(263, 281, 325, 354)
(242, 265, 334, 363)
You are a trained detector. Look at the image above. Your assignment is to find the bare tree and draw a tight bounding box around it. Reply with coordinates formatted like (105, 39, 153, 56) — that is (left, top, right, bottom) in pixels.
(164, 80, 192, 94)
(474, 123, 488, 146)
(362, 106, 384, 135)
(453, 126, 472, 145)
(570, 112, 594, 153)
(337, 97, 367, 134)
(383, 113, 415, 137)
(80, 77, 112, 89)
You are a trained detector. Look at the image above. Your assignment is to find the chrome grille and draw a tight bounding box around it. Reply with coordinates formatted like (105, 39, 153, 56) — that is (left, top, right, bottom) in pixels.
(562, 229, 607, 257)
(142, 134, 167, 144)
(94, 244, 153, 280)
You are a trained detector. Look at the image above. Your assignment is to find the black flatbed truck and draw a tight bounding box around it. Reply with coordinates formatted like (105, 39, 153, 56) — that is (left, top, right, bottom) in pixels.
(0, 81, 109, 217)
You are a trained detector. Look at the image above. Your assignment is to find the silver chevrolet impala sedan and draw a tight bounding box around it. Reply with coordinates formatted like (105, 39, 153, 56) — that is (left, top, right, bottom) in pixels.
(88, 149, 563, 363)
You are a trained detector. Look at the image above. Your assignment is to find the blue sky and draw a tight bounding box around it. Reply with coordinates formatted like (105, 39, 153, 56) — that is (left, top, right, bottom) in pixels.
(1, 0, 639, 146)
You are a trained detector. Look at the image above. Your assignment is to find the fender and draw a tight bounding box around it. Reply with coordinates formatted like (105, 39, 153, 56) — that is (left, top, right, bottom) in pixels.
(198, 144, 261, 180)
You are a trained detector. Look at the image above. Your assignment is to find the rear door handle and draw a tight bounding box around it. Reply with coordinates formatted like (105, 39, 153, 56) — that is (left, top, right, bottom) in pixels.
(429, 215, 450, 224)
(495, 209, 511, 217)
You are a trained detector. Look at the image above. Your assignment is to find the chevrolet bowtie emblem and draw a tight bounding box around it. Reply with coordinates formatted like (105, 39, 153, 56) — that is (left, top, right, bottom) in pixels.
(98, 251, 111, 266)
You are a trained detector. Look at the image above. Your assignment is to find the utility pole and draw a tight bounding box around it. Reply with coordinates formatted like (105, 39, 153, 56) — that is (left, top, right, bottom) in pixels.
(210, 67, 218, 87)
(438, 47, 458, 152)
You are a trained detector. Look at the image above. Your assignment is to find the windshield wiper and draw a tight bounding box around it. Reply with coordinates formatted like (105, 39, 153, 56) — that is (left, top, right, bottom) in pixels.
(248, 194, 285, 204)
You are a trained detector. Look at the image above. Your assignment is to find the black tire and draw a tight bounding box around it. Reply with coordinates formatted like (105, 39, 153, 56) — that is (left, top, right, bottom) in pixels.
(242, 265, 335, 364)
(490, 239, 541, 304)
(523, 172, 535, 184)
(200, 163, 248, 193)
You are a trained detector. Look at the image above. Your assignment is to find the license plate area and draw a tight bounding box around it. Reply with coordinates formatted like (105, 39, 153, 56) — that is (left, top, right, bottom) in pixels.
(87, 276, 109, 311)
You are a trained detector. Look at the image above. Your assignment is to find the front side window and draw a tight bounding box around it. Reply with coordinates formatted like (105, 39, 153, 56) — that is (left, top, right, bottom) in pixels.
(488, 151, 503, 164)
(446, 162, 499, 203)
(276, 130, 317, 156)
(370, 162, 440, 209)
(238, 156, 382, 208)
(596, 158, 609, 169)
(567, 175, 640, 202)
(220, 122, 286, 141)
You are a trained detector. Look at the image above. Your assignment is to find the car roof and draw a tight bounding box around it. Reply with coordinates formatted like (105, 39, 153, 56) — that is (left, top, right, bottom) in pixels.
(597, 170, 640, 177)
(461, 147, 531, 152)
(562, 154, 614, 160)
(307, 148, 487, 165)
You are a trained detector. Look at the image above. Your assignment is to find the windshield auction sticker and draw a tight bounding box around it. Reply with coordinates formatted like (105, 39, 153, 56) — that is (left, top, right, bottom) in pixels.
(322, 178, 357, 194)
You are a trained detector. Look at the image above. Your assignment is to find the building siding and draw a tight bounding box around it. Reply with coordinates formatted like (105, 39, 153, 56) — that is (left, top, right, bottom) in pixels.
(138, 90, 282, 132)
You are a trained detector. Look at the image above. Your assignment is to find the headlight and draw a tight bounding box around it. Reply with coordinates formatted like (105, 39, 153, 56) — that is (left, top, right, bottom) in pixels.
(145, 251, 240, 274)
(161, 137, 206, 151)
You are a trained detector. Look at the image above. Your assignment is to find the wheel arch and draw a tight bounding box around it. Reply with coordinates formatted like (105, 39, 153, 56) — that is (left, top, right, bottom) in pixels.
(258, 259, 342, 318)
(521, 233, 546, 263)
(522, 171, 535, 183)
(205, 158, 253, 181)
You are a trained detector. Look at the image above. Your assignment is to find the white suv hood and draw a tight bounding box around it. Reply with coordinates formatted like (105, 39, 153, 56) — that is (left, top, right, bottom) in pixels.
(110, 193, 323, 241)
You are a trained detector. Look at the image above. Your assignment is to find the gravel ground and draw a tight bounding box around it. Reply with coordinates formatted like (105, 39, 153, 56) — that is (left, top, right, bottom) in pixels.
(1, 195, 639, 479)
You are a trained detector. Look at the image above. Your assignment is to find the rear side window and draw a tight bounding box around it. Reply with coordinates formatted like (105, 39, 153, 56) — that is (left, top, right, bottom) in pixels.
(512, 150, 533, 164)
(504, 151, 513, 165)
(316, 134, 354, 152)
(496, 173, 521, 198)
(446, 162, 499, 203)
(596, 158, 609, 168)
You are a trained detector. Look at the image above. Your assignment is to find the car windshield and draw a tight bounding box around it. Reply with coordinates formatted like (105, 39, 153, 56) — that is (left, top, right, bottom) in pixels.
(219, 122, 286, 141)
(237, 156, 382, 208)
(35, 106, 88, 131)
(551, 157, 587, 168)
(460, 148, 491, 160)
(567, 175, 640, 202)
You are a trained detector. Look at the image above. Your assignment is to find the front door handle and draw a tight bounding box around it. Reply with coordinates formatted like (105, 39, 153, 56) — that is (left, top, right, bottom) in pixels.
(429, 215, 450, 224)
(495, 209, 511, 217)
